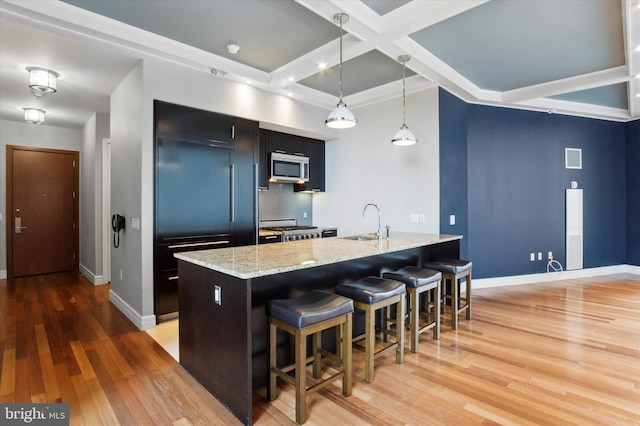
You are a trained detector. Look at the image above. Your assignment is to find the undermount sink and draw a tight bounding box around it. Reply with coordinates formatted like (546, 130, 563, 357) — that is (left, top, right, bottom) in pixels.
(339, 234, 379, 241)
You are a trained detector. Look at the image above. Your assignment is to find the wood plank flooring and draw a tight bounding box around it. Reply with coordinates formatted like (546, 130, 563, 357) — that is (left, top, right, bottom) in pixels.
(1, 271, 638, 425)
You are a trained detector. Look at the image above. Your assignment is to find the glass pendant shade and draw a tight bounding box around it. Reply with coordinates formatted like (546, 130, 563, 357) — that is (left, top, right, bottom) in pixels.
(24, 108, 45, 124)
(326, 101, 357, 129)
(27, 67, 59, 93)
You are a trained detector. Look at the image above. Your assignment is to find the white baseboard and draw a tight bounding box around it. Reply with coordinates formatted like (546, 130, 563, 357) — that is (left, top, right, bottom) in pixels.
(79, 263, 109, 285)
(109, 289, 156, 331)
(0, 270, 6, 279)
(473, 264, 640, 290)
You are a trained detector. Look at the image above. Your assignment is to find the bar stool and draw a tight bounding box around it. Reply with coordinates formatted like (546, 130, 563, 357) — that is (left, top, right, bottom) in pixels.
(423, 259, 472, 330)
(266, 290, 354, 424)
(335, 276, 405, 383)
(382, 266, 441, 352)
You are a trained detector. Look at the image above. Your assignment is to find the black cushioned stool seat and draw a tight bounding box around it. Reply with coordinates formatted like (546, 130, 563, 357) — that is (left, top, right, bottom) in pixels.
(383, 266, 441, 352)
(335, 277, 405, 383)
(267, 290, 354, 424)
(423, 259, 472, 330)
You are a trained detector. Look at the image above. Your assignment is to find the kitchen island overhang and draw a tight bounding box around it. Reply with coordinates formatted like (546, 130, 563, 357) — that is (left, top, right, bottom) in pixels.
(175, 232, 462, 425)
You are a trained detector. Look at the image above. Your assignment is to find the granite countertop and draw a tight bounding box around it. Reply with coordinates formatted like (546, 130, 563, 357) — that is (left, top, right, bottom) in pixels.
(175, 231, 461, 279)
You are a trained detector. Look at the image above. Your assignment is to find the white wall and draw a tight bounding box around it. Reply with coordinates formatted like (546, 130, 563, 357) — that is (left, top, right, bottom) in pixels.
(80, 112, 109, 284)
(313, 87, 440, 236)
(109, 62, 147, 325)
(0, 119, 83, 277)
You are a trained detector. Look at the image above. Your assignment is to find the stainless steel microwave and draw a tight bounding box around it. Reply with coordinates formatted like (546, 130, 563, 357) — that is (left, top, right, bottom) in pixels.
(270, 152, 309, 183)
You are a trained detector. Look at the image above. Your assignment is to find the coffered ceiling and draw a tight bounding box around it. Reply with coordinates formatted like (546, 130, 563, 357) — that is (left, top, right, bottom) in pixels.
(1, 0, 638, 129)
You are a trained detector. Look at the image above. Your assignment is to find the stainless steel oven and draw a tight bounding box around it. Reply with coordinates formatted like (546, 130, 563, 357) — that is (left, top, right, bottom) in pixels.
(259, 219, 337, 243)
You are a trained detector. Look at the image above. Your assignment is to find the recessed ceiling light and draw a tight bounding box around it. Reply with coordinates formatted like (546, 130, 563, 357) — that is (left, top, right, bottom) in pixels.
(287, 92, 293, 97)
(245, 79, 252, 84)
(288, 76, 295, 82)
(227, 43, 240, 54)
(318, 62, 327, 69)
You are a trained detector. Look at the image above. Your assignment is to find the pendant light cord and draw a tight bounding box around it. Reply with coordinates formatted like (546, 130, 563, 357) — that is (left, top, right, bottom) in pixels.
(401, 59, 406, 125)
(338, 14, 345, 103)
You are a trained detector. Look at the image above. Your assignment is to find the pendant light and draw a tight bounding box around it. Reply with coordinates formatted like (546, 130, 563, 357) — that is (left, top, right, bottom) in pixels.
(325, 13, 357, 129)
(391, 55, 417, 146)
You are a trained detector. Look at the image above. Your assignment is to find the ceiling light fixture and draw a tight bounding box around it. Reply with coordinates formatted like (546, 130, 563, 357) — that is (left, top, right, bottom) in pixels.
(23, 107, 46, 124)
(325, 13, 356, 129)
(391, 55, 417, 146)
(227, 43, 240, 54)
(27, 67, 59, 93)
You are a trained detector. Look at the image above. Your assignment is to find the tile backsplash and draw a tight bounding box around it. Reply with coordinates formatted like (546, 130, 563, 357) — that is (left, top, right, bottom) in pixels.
(259, 183, 313, 226)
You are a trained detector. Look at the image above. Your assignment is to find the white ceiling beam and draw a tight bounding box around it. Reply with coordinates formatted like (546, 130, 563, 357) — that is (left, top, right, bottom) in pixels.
(520, 97, 631, 121)
(501, 66, 629, 103)
(623, 0, 640, 118)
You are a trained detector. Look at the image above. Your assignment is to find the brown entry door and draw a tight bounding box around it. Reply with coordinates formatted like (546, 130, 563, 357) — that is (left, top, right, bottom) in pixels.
(7, 146, 79, 278)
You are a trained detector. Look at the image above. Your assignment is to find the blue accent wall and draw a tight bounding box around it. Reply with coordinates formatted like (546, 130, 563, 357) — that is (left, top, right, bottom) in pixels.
(439, 90, 468, 258)
(627, 119, 640, 266)
(440, 88, 634, 278)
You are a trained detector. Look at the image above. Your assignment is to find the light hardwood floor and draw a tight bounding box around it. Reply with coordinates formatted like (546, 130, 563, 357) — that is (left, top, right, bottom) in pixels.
(1, 272, 638, 425)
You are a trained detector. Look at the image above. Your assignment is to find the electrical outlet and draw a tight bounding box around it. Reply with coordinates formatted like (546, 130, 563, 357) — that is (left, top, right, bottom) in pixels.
(214, 285, 222, 305)
(537, 252, 542, 261)
(530, 253, 535, 261)
(419, 213, 426, 223)
(410, 214, 419, 223)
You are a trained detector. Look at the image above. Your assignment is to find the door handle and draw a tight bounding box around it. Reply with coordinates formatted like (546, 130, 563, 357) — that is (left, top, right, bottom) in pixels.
(230, 163, 235, 223)
(15, 217, 27, 233)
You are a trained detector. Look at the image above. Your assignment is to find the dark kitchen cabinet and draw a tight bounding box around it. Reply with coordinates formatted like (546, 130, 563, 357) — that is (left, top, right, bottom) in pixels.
(295, 138, 325, 192)
(153, 100, 258, 319)
(259, 129, 325, 192)
(258, 132, 268, 189)
(155, 101, 234, 148)
(266, 130, 306, 156)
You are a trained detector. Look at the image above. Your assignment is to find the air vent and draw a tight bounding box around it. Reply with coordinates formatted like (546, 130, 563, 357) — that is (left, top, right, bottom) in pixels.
(565, 148, 582, 169)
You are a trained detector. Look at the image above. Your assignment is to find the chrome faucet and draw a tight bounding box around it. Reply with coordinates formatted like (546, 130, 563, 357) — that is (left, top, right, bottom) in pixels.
(362, 203, 382, 240)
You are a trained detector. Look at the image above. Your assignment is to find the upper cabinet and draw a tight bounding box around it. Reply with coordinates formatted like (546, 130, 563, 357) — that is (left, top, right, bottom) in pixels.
(294, 139, 325, 192)
(155, 100, 235, 149)
(259, 129, 325, 192)
(266, 130, 306, 156)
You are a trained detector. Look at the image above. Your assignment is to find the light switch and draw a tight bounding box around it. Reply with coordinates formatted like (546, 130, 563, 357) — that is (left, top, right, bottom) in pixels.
(131, 218, 140, 230)
(449, 215, 455, 225)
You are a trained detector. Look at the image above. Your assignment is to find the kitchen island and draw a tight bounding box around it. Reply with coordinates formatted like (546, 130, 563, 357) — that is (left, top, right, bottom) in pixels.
(175, 232, 461, 425)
